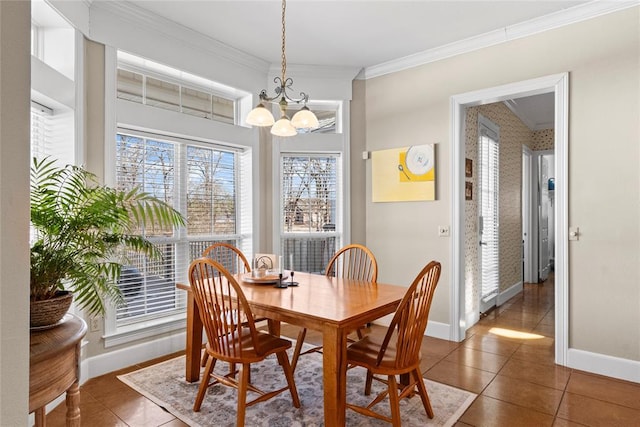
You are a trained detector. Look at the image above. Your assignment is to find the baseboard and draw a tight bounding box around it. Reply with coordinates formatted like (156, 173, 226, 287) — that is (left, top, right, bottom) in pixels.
(466, 310, 479, 331)
(497, 281, 523, 306)
(373, 316, 451, 341)
(84, 331, 187, 381)
(567, 348, 640, 383)
(425, 320, 451, 341)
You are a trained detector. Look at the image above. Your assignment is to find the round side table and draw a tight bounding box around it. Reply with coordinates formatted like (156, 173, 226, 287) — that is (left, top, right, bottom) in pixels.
(30, 313, 87, 426)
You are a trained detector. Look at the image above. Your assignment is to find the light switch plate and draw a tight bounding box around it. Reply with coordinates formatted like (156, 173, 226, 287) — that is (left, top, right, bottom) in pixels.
(438, 225, 450, 237)
(569, 226, 579, 241)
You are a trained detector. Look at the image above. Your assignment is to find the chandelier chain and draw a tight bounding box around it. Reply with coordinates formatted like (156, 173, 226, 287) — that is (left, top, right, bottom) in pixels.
(281, 0, 287, 83)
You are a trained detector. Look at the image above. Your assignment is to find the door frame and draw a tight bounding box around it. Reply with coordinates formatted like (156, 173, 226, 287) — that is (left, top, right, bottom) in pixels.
(522, 146, 534, 283)
(450, 73, 568, 366)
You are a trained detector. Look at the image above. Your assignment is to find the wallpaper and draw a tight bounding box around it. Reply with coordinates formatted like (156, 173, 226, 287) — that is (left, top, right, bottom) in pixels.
(532, 128, 555, 151)
(464, 102, 535, 316)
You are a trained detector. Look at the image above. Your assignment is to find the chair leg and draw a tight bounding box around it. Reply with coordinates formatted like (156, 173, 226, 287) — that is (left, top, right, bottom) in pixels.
(276, 350, 301, 407)
(237, 363, 250, 427)
(201, 350, 209, 367)
(364, 369, 374, 395)
(387, 375, 402, 427)
(412, 368, 434, 418)
(193, 355, 215, 411)
(291, 327, 307, 373)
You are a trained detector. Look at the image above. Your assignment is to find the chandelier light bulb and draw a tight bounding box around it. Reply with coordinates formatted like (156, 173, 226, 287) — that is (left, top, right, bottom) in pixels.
(246, 103, 275, 126)
(271, 116, 297, 137)
(291, 106, 320, 130)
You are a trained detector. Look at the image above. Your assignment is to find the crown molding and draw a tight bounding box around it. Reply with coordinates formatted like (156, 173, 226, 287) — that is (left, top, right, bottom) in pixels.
(360, 1, 640, 80)
(89, 1, 270, 74)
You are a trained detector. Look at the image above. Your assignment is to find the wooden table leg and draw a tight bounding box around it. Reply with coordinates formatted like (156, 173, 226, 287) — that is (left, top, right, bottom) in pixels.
(66, 381, 81, 426)
(323, 326, 347, 426)
(34, 408, 45, 427)
(185, 291, 203, 383)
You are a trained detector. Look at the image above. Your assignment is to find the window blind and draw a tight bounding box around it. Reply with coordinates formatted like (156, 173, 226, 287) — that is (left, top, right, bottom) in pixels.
(115, 131, 248, 324)
(478, 118, 500, 308)
(30, 103, 54, 161)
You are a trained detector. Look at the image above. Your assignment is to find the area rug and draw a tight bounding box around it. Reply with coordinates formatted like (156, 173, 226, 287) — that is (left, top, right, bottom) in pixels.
(118, 349, 476, 427)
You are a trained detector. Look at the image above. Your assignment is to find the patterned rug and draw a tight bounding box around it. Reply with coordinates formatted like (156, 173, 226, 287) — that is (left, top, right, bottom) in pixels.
(118, 349, 476, 427)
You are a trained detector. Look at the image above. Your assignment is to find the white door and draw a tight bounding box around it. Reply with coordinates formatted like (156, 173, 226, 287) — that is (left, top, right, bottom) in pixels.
(538, 155, 550, 281)
(478, 115, 500, 313)
(522, 146, 533, 283)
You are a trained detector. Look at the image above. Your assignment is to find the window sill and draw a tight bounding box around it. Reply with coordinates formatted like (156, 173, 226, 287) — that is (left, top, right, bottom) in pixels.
(103, 313, 186, 348)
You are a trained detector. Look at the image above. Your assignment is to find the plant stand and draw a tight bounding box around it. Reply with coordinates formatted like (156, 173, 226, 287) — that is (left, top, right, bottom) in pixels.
(29, 314, 87, 426)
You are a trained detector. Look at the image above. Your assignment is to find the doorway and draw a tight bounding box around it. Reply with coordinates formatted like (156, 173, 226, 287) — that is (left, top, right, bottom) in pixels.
(450, 73, 568, 366)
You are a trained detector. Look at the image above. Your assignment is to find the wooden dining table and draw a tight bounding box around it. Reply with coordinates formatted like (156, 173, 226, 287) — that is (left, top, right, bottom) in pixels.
(177, 271, 407, 426)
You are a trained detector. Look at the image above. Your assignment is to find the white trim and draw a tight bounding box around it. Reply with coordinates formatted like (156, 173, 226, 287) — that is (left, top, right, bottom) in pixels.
(103, 315, 186, 348)
(567, 348, 640, 384)
(425, 320, 451, 341)
(88, 331, 187, 379)
(522, 146, 534, 283)
(450, 73, 569, 366)
(361, 2, 640, 79)
(74, 29, 85, 165)
(374, 317, 450, 342)
(497, 281, 523, 306)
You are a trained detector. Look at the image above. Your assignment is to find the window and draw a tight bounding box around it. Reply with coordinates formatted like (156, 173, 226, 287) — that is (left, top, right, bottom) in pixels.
(30, 102, 53, 160)
(280, 154, 341, 273)
(115, 131, 248, 325)
(478, 115, 500, 313)
(283, 101, 342, 134)
(116, 52, 239, 125)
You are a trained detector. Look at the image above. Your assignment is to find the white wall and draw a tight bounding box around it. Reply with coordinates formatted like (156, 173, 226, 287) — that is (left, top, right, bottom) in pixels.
(363, 7, 639, 363)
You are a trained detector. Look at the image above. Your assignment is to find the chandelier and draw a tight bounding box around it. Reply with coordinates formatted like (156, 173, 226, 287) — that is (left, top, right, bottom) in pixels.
(245, 0, 319, 137)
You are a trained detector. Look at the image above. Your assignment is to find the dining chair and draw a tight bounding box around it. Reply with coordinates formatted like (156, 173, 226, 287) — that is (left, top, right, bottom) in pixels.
(200, 242, 254, 368)
(202, 242, 252, 274)
(345, 260, 441, 426)
(189, 258, 301, 426)
(291, 244, 378, 372)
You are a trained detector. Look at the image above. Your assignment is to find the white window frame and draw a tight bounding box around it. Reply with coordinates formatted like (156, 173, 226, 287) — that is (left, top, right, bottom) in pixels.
(272, 120, 348, 266)
(103, 49, 254, 346)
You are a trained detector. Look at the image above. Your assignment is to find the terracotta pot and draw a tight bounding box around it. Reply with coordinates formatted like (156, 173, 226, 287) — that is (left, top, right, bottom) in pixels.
(30, 290, 73, 328)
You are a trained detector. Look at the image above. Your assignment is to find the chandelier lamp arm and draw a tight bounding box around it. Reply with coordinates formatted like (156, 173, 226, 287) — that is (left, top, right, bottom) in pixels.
(245, 0, 319, 136)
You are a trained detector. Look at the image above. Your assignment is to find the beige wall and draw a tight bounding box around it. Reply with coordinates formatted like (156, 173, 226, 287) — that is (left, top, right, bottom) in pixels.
(350, 80, 367, 244)
(362, 7, 639, 360)
(0, 1, 31, 424)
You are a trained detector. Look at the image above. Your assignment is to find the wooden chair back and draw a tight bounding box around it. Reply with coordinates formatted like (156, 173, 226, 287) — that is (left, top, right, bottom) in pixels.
(202, 242, 251, 275)
(325, 244, 378, 282)
(377, 261, 441, 369)
(188, 258, 260, 362)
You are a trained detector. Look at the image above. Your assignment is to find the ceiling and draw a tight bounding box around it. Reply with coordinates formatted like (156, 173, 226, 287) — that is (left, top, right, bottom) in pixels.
(121, 0, 591, 70)
(43, 0, 604, 129)
(114, 0, 594, 130)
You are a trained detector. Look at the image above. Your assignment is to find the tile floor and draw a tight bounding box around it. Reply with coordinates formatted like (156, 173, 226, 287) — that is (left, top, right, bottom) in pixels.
(45, 274, 640, 426)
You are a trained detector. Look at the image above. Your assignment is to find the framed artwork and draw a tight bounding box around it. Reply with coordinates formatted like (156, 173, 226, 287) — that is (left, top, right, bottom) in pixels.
(465, 158, 473, 178)
(372, 144, 436, 202)
(465, 181, 473, 200)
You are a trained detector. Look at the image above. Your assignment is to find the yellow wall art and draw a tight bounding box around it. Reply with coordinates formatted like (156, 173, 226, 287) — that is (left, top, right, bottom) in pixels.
(372, 144, 435, 202)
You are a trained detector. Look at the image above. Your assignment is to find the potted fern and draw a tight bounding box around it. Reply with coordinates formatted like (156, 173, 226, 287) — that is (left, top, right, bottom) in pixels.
(29, 157, 185, 328)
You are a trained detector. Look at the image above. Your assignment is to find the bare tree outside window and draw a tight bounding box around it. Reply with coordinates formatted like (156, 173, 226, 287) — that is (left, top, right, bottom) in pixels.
(281, 155, 339, 273)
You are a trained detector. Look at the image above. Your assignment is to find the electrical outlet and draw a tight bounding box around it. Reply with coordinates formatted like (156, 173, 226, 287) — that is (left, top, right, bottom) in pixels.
(438, 225, 450, 237)
(90, 316, 100, 332)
